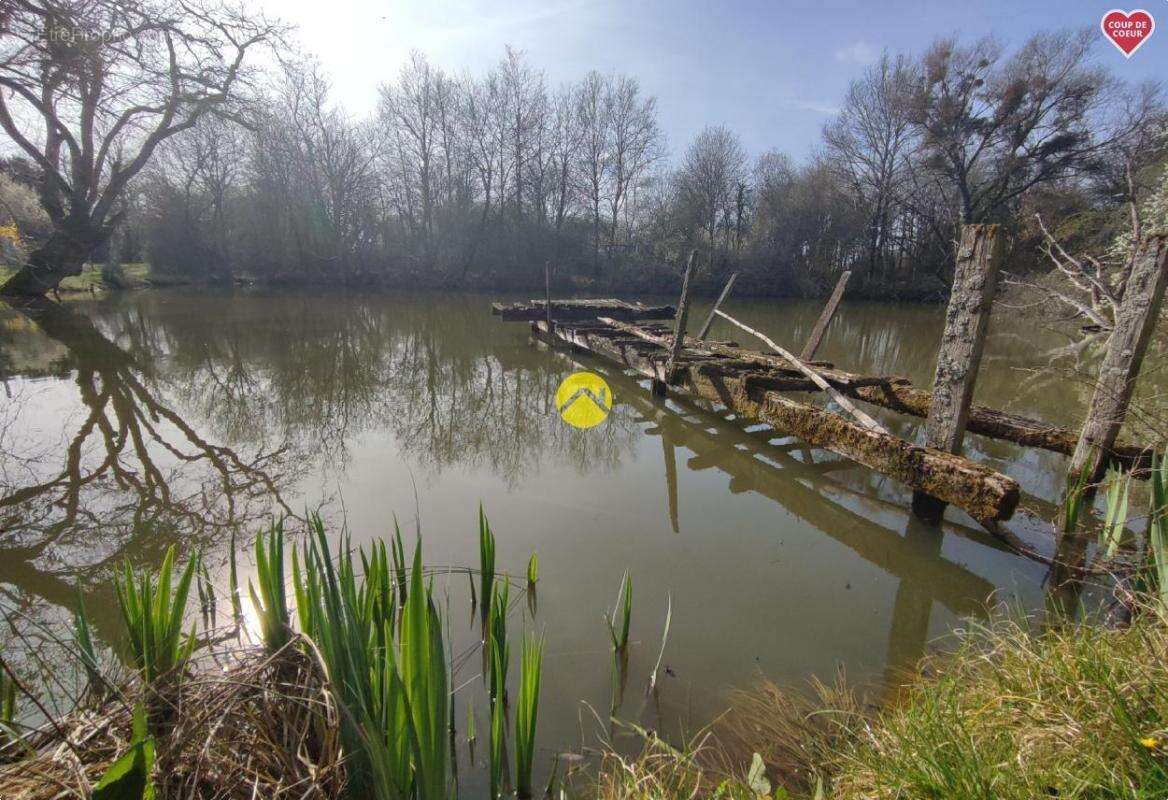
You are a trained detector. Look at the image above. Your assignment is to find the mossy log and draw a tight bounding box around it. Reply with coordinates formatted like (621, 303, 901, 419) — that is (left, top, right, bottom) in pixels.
(492, 298, 675, 321)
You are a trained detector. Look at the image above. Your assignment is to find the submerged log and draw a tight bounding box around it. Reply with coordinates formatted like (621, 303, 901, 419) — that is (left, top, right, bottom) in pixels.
(492, 298, 675, 322)
(684, 368, 1018, 522)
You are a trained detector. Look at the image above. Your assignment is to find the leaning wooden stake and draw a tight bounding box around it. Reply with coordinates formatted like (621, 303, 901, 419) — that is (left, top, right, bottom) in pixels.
(800, 270, 851, 360)
(544, 260, 553, 336)
(912, 224, 1004, 523)
(714, 309, 888, 434)
(696, 272, 738, 340)
(1069, 234, 1168, 488)
(658, 250, 696, 395)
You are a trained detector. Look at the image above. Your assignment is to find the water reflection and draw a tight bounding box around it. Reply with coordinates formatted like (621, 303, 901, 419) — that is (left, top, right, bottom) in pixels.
(0, 289, 1119, 746)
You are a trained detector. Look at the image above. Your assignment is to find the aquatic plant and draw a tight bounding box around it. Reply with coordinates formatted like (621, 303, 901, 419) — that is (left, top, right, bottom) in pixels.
(73, 598, 104, 700)
(92, 703, 155, 800)
(292, 515, 450, 800)
(606, 570, 633, 654)
(527, 552, 539, 587)
(228, 528, 243, 623)
(488, 580, 511, 702)
(1150, 449, 1168, 610)
(480, 505, 496, 628)
(648, 594, 672, 693)
(515, 632, 545, 799)
(114, 545, 198, 685)
(0, 668, 16, 750)
(249, 522, 291, 652)
(1100, 467, 1132, 560)
(490, 641, 508, 800)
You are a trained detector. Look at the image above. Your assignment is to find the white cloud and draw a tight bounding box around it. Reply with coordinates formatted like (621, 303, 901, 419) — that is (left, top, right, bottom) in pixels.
(833, 41, 877, 66)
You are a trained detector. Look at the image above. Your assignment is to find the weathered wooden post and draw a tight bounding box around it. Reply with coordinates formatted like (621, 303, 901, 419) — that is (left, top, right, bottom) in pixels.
(696, 272, 738, 340)
(656, 250, 696, 396)
(800, 270, 851, 361)
(1067, 234, 1168, 488)
(544, 259, 553, 336)
(911, 224, 1004, 523)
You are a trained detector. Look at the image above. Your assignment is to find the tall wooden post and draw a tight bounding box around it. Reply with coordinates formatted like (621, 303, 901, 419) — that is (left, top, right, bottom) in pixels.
(912, 225, 1004, 523)
(696, 272, 738, 340)
(1067, 235, 1168, 488)
(800, 270, 851, 361)
(544, 259, 553, 334)
(656, 250, 696, 395)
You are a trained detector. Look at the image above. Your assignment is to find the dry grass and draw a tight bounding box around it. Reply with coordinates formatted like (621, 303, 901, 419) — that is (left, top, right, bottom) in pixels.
(0, 638, 344, 800)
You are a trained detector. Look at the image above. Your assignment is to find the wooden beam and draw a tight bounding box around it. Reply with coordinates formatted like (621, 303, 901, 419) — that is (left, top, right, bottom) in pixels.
(696, 272, 738, 339)
(800, 270, 851, 360)
(492, 298, 675, 321)
(599, 315, 1150, 466)
(1069, 234, 1168, 486)
(912, 224, 1003, 523)
(714, 309, 889, 434)
(662, 250, 697, 393)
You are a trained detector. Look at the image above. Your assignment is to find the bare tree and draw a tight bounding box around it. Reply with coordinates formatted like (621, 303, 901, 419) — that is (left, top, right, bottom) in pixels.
(823, 53, 915, 279)
(0, 0, 280, 297)
(677, 125, 747, 258)
(906, 31, 1148, 225)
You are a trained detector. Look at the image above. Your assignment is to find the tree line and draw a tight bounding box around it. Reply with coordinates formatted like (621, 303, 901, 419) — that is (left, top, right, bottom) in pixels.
(0, 1, 1164, 299)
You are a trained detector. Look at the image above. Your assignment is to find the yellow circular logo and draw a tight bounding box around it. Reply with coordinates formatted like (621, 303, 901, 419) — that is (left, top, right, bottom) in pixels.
(555, 371, 613, 429)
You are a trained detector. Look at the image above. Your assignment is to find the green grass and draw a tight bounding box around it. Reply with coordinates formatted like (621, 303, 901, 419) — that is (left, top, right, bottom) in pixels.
(830, 608, 1168, 800)
(0, 262, 151, 293)
(113, 544, 199, 686)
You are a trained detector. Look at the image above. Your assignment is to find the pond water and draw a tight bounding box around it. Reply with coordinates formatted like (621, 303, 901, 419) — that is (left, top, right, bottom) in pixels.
(0, 288, 1160, 784)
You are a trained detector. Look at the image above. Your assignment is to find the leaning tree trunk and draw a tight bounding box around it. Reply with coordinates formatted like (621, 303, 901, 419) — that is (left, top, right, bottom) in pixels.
(0, 222, 105, 298)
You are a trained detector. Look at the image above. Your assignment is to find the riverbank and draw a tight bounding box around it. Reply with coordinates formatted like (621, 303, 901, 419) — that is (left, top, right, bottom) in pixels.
(601, 600, 1168, 799)
(2, 521, 1165, 799)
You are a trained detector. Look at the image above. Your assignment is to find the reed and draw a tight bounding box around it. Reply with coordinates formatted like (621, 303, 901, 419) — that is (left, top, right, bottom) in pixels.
(479, 505, 496, 629)
(1149, 448, 1168, 610)
(527, 553, 539, 587)
(1100, 467, 1131, 560)
(606, 570, 633, 653)
(249, 522, 291, 652)
(515, 632, 545, 799)
(73, 598, 104, 700)
(228, 527, 243, 623)
(292, 514, 450, 800)
(113, 544, 198, 685)
(0, 669, 15, 750)
(488, 580, 510, 702)
(489, 641, 507, 800)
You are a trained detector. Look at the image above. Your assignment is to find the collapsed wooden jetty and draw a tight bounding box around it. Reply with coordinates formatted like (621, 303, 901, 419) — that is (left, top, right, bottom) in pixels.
(493, 303, 1019, 521)
(492, 228, 1160, 527)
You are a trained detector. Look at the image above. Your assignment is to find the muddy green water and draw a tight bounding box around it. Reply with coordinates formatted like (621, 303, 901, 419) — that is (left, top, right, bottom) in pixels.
(1, 289, 1161, 782)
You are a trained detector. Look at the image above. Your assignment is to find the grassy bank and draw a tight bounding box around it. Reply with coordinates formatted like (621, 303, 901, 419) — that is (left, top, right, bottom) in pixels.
(598, 605, 1168, 800)
(0, 262, 152, 295)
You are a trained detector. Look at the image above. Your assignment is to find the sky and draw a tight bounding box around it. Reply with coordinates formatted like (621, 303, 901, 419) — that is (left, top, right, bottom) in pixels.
(257, 0, 1168, 163)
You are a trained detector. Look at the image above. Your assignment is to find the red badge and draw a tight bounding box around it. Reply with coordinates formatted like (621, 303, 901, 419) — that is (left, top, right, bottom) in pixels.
(1101, 9, 1155, 57)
